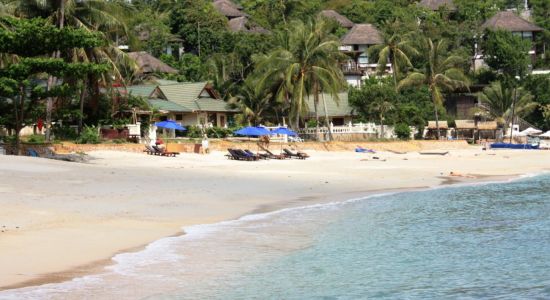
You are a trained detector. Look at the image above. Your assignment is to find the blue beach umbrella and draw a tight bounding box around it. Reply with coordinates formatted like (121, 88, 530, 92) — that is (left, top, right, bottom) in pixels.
(154, 120, 186, 131)
(270, 127, 297, 136)
(234, 126, 270, 137)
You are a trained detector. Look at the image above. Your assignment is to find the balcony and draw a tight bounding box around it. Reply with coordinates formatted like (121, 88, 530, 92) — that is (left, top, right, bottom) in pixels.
(341, 62, 391, 75)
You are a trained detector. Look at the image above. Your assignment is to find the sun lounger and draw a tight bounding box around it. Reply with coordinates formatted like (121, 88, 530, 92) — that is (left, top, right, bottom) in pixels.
(257, 143, 286, 159)
(283, 148, 309, 159)
(152, 145, 179, 157)
(235, 149, 259, 161)
(226, 149, 257, 161)
(245, 149, 269, 160)
(144, 145, 159, 155)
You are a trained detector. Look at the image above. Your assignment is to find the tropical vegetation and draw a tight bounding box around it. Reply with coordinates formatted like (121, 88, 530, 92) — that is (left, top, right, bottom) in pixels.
(1, 0, 550, 153)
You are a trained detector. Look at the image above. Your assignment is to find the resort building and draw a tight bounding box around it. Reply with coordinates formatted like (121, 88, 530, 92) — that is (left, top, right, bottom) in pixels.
(475, 11, 544, 69)
(339, 24, 389, 87)
(213, 0, 269, 34)
(127, 51, 178, 76)
(304, 93, 356, 127)
(126, 82, 238, 128)
(212, 0, 247, 19)
(319, 10, 354, 29)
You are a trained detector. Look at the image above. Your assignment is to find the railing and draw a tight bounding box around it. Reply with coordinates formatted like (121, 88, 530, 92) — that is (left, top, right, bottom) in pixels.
(340, 62, 391, 75)
(296, 123, 417, 139)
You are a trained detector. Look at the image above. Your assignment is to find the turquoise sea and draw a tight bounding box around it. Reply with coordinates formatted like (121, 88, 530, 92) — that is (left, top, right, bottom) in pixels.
(2, 174, 550, 299)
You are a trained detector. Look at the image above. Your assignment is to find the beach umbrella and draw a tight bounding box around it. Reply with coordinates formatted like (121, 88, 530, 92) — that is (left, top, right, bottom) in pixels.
(270, 127, 298, 136)
(154, 120, 186, 131)
(539, 131, 550, 138)
(270, 127, 298, 154)
(234, 126, 270, 137)
(234, 126, 270, 153)
(520, 127, 542, 136)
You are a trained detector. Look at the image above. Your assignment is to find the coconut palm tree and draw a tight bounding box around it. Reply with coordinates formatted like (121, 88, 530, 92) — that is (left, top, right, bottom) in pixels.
(369, 99, 394, 139)
(228, 78, 272, 126)
(398, 38, 469, 139)
(371, 23, 418, 89)
(477, 81, 537, 132)
(254, 18, 346, 138)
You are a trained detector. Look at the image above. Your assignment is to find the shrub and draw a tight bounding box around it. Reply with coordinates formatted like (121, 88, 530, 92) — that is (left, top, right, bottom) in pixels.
(394, 123, 411, 140)
(26, 134, 46, 144)
(76, 126, 100, 144)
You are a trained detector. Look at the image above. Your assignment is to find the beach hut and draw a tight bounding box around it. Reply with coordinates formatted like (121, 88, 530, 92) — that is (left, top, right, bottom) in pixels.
(476, 121, 498, 140)
(127, 51, 178, 75)
(455, 120, 475, 140)
(418, 0, 457, 12)
(319, 10, 355, 29)
(426, 121, 448, 139)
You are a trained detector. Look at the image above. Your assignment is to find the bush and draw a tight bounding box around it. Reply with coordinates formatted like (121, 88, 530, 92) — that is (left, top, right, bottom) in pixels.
(76, 126, 100, 144)
(206, 127, 233, 138)
(26, 134, 46, 144)
(185, 125, 203, 138)
(52, 125, 79, 140)
(394, 123, 411, 140)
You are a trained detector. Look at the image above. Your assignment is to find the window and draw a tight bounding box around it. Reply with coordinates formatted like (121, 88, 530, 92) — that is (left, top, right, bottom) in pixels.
(175, 114, 183, 121)
(358, 53, 369, 66)
(332, 117, 345, 126)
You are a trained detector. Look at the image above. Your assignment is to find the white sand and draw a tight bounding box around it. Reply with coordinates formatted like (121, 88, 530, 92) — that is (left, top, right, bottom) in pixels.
(0, 148, 549, 289)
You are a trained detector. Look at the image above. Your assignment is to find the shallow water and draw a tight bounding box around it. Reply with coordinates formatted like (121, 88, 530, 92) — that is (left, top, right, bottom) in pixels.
(2, 175, 550, 299)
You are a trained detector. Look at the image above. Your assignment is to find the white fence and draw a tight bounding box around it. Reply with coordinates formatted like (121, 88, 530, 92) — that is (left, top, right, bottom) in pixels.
(296, 123, 417, 140)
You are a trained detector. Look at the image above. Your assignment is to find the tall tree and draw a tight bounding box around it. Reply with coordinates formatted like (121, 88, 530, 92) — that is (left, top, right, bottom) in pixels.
(228, 78, 272, 126)
(371, 22, 418, 89)
(477, 81, 537, 132)
(254, 18, 345, 137)
(0, 17, 107, 154)
(398, 38, 469, 139)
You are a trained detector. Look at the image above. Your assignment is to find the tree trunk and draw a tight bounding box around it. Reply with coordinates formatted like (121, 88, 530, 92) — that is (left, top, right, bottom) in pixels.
(380, 115, 384, 139)
(45, 0, 65, 142)
(392, 51, 398, 90)
(321, 93, 333, 141)
(78, 79, 88, 134)
(313, 82, 320, 141)
(434, 103, 441, 140)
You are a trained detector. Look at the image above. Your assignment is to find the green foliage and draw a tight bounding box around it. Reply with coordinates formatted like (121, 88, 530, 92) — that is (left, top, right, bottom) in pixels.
(522, 74, 550, 130)
(394, 123, 411, 140)
(52, 125, 79, 140)
(161, 53, 207, 82)
(169, 0, 229, 56)
(206, 127, 233, 138)
(25, 134, 46, 144)
(185, 125, 203, 138)
(483, 30, 531, 79)
(76, 126, 100, 144)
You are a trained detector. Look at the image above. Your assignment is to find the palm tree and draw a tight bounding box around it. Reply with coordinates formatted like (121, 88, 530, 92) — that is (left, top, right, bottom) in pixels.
(371, 23, 418, 89)
(398, 38, 469, 139)
(369, 99, 394, 139)
(228, 78, 272, 126)
(254, 18, 346, 138)
(477, 81, 537, 132)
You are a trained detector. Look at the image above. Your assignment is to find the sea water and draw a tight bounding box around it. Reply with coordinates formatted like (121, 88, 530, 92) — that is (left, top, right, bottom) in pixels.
(2, 175, 550, 299)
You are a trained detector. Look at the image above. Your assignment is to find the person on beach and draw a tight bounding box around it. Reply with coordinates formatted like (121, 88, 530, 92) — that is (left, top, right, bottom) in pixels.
(155, 138, 165, 151)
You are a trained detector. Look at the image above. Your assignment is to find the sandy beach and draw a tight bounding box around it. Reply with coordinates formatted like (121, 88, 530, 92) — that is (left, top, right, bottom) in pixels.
(1, 146, 549, 290)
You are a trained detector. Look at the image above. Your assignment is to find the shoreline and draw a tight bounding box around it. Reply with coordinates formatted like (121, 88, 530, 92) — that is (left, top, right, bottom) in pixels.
(1, 148, 549, 291)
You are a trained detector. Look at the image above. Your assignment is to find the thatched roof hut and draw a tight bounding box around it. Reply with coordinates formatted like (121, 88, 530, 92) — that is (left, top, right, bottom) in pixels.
(418, 0, 456, 11)
(482, 11, 543, 32)
(428, 121, 449, 129)
(320, 10, 354, 29)
(127, 51, 178, 74)
(213, 0, 247, 18)
(455, 120, 476, 129)
(228, 17, 269, 34)
(477, 121, 498, 130)
(341, 24, 383, 45)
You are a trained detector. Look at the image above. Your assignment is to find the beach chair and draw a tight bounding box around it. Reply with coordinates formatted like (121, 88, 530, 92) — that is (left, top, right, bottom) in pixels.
(227, 149, 255, 161)
(144, 145, 158, 155)
(152, 145, 178, 157)
(245, 149, 268, 160)
(283, 148, 309, 159)
(235, 149, 259, 161)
